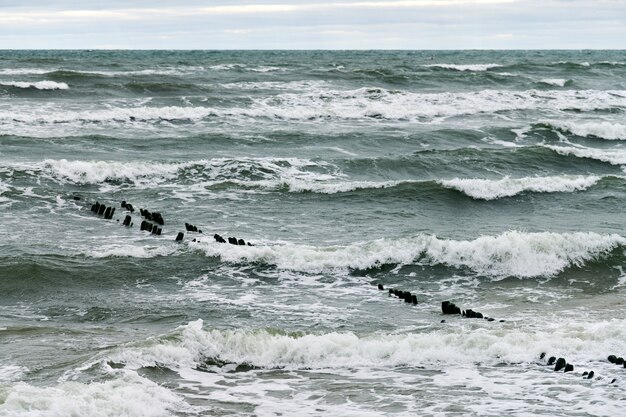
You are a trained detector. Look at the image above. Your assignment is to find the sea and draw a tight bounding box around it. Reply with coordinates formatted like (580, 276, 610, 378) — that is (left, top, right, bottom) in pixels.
(1, 50, 625, 417)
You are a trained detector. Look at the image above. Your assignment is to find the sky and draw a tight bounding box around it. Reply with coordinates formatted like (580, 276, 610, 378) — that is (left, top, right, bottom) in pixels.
(0, 0, 624, 49)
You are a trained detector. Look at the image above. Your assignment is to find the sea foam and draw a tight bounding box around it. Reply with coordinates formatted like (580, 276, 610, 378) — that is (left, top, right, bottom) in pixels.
(542, 120, 626, 140)
(109, 318, 626, 371)
(193, 231, 624, 277)
(439, 175, 602, 200)
(538, 78, 570, 87)
(544, 144, 626, 166)
(2, 89, 624, 128)
(0, 372, 184, 417)
(0, 80, 69, 90)
(423, 64, 503, 71)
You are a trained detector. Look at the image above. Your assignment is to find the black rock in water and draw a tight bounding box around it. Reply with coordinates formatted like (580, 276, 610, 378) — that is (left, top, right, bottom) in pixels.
(238, 239, 245, 245)
(152, 212, 164, 225)
(104, 207, 111, 219)
(547, 356, 556, 366)
(540, 352, 546, 360)
(587, 371, 594, 379)
(404, 292, 412, 302)
(121, 201, 127, 208)
(377, 284, 384, 290)
(411, 295, 417, 305)
(554, 358, 566, 372)
(615, 357, 624, 365)
(175, 232, 184, 241)
(98, 205, 106, 215)
(442, 301, 461, 315)
(123, 215, 131, 226)
(608, 355, 617, 364)
(564, 364, 574, 373)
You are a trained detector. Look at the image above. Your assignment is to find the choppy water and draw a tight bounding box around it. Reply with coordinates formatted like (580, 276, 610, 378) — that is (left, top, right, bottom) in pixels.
(1, 50, 626, 417)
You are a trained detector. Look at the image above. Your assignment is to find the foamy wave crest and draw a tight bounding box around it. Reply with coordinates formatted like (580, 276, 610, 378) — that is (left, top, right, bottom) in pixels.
(87, 244, 179, 259)
(544, 145, 626, 165)
(0, 372, 184, 417)
(423, 64, 502, 71)
(193, 231, 624, 277)
(220, 80, 329, 90)
(280, 179, 401, 194)
(2, 105, 214, 124)
(0, 80, 69, 90)
(2, 89, 625, 126)
(111, 319, 626, 370)
(19, 157, 337, 188)
(0, 365, 27, 382)
(209, 64, 284, 72)
(242, 88, 626, 121)
(538, 78, 570, 87)
(439, 175, 601, 200)
(543, 120, 626, 140)
(40, 159, 186, 185)
(0, 68, 51, 75)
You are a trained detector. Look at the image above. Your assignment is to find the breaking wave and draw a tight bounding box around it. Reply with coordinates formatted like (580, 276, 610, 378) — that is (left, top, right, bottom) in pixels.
(109, 318, 626, 370)
(0, 80, 69, 90)
(543, 145, 626, 166)
(2, 89, 624, 129)
(537, 78, 571, 87)
(423, 64, 503, 71)
(540, 120, 626, 140)
(439, 175, 602, 200)
(192, 231, 625, 277)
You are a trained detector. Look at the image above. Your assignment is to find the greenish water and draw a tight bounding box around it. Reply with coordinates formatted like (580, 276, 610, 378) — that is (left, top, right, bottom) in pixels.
(1, 50, 626, 417)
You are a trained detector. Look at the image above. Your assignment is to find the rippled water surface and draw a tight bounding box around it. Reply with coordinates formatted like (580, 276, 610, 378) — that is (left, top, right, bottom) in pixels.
(1, 50, 626, 417)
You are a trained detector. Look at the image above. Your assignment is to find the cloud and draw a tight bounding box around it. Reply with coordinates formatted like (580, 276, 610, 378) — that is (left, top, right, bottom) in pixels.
(0, 0, 623, 48)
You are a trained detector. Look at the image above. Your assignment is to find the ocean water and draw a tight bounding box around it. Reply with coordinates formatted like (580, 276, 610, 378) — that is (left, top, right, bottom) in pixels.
(1, 50, 626, 416)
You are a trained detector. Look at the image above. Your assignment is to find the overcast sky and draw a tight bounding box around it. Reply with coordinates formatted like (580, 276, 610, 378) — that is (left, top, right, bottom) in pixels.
(0, 0, 624, 49)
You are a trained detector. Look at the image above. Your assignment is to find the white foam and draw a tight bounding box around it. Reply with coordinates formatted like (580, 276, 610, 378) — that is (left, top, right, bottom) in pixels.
(439, 175, 602, 200)
(24, 157, 336, 188)
(423, 63, 503, 71)
(194, 231, 624, 277)
(0, 66, 205, 77)
(543, 120, 626, 140)
(240, 88, 626, 121)
(0, 80, 69, 90)
(0, 68, 51, 75)
(0, 371, 184, 417)
(220, 80, 328, 90)
(39, 159, 185, 185)
(111, 318, 626, 370)
(87, 244, 179, 259)
(1, 89, 625, 128)
(0, 365, 27, 382)
(85, 66, 206, 76)
(280, 179, 401, 194)
(538, 78, 570, 87)
(544, 144, 626, 165)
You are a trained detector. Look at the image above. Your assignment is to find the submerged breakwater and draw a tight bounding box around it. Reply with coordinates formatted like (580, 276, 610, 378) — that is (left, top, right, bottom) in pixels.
(1, 50, 626, 417)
